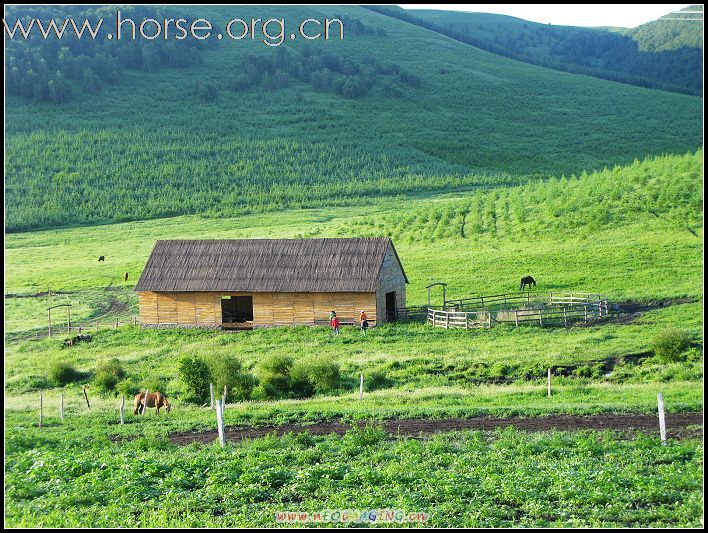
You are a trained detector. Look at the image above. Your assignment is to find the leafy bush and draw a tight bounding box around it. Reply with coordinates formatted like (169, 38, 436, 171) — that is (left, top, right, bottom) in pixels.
(141, 377, 169, 395)
(255, 354, 294, 399)
(256, 373, 292, 400)
(208, 355, 255, 401)
(290, 357, 341, 397)
(259, 354, 294, 376)
(49, 361, 80, 386)
(574, 365, 593, 378)
(178, 355, 211, 403)
(365, 370, 393, 391)
(93, 358, 126, 394)
(652, 329, 692, 362)
(115, 378, 140, 398)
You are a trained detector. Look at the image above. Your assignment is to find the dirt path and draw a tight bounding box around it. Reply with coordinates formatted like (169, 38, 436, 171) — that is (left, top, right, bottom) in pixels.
(169, 412, 703, 445)
(608, 297, 698, 325)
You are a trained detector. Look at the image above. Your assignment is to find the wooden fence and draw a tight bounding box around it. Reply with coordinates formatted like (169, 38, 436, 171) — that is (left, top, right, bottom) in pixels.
(445, 291, 605, 312)
(428, 292, 610, 329)
(428, 308, 492, 329)
(24, 317, 140, 341)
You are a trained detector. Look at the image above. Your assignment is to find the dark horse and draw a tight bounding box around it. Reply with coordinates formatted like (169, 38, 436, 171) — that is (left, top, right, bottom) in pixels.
(520, 276, 536, 291)
(98, 256, 105, 262)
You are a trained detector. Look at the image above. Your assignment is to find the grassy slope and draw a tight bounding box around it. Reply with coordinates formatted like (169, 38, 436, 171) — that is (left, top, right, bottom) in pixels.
(5, 152, 703, 416)
(5, 5, 703, 229)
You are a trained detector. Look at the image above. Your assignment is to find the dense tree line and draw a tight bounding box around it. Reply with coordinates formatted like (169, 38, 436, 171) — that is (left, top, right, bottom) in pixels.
(4, 5, 219, 103)
(226, 45, 421, 100)
(364, 6, 702, 96)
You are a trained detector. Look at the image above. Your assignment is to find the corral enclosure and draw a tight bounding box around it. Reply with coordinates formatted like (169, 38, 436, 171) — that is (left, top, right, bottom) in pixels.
(135, 238, 407, 328)
(428, 292, 611, 329)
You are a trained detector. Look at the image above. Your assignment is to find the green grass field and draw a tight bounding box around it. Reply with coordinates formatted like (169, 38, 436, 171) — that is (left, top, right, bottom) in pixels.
(5, 421, 702, 527)
(5, 151, 703, 416)
(3, 6, 703, 527)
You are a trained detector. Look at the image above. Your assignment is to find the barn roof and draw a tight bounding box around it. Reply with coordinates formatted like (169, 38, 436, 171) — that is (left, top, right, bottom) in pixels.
(134, 238, 407, 293)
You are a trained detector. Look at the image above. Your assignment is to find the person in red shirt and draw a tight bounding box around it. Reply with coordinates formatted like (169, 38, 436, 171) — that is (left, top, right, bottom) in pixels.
(330, 313, 340, 336)
(360, 310, 369, 335)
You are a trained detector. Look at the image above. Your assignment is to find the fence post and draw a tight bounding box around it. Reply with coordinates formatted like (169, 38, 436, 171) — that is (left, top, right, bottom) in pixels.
(584, 307, 588, 323)
(487, 312, 492, 329)
(359, 373, 364, 400)
(83, 386, 90, 408)
(514, 310, 519, 327)
(547, 368, 552, 398)
(210, 383, 214, 409)
(60, 393, 64, 422)
(222, 385, 227, 410)
(120, 395, 125, 425)
(142, 389, 149, 415)
(563, 307, 568, 326)
(465, 314, 469, 330)
(657, 393, 667, 445)
(215, 399, 226, 447)
(39, 393, 43, 428)
(445, 313, 449, 329)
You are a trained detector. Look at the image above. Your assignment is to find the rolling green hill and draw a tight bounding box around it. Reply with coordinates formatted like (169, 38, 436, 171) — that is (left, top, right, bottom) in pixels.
(378, 5, 702, 95)
(4, 5, 702, 231)
(626, 5, 704, 52)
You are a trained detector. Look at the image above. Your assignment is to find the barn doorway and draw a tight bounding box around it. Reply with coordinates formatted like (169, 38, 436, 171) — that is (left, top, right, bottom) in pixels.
(221, 295, 253, 328)
(385, 291, 398, 322)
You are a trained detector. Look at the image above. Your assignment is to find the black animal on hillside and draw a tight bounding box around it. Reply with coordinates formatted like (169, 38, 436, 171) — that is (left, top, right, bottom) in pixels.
(64, 334, 92, 347)
(124, 272, 129, 282)
(98, 256, 105, 262)
(520, 276, 536, 291)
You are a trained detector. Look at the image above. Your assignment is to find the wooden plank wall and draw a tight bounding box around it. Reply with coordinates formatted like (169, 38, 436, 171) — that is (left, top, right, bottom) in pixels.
(138, 292, 159, 324)
(139, 291, 377, 327)
(138, 291, 220, 326)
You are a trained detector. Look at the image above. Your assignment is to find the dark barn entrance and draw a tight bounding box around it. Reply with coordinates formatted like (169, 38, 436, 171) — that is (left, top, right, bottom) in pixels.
(221, 295, 253, 328)
(386, 291, 398, 322)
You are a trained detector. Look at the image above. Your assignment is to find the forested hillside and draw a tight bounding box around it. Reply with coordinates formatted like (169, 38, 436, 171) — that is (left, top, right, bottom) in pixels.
(376, 5, 703, 95)
(4, 5, 703, 231)
(4, 5, 219, 103)
(626, 5, 703, 51)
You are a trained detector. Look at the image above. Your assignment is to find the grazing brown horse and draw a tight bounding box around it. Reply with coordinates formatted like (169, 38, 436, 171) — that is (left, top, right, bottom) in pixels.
(520, 276, 536, 291)
(134, 391, 171, 415)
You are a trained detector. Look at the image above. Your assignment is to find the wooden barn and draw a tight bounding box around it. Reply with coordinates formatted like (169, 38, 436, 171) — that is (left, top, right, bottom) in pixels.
(134, 238, 408, 329)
